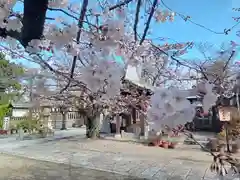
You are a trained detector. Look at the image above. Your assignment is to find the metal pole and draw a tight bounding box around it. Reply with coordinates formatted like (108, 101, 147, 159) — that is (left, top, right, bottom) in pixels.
(29, 78, 33, 120)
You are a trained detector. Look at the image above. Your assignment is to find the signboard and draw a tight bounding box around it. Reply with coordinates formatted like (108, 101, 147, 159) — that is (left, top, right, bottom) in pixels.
(3, 117, 10, 130)
(218, 107, 231, 122)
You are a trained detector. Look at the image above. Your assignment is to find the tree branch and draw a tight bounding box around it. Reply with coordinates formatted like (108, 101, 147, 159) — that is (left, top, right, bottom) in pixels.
(133, 0, 141, 41)
(199, 66, 209, 81)
(139, 0, 158, 45)
(1, 0, 133, 48)
(223, 50, 235, 73)
(60, 0, 89, 93)
(109, 0, 133, 11)
(0, 28, 21, 41)
(21, 0, 48, 47)
(48, 7, 78, 20)
(213, 50, 235, 84)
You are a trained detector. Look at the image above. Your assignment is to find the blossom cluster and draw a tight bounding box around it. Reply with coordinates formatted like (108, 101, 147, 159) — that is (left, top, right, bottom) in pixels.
(148, 81, 218, 132)
(80, 59, 123, 101)
(0, 1, 220, 127)
(154, 10, 175, 22)
(200, 82, 218, 112)
(0, 0, 20, 30)
(148, 87, 195, 130)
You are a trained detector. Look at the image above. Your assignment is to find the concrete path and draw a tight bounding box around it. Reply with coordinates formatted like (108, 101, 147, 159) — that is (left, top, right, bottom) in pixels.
(0, 129, 222, 180)
(0, 128, 85, 150)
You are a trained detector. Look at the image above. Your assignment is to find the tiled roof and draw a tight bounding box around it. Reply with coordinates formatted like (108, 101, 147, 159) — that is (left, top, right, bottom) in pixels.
(11, 102, 33, 108)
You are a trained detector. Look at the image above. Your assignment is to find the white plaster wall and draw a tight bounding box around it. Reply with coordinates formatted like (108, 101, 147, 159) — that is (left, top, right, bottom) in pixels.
(12, 109, 29, 117)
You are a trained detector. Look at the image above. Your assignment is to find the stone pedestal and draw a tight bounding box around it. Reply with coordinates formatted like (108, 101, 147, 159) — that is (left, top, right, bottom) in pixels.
(18, 128, 24, 140)
(114, 134, 121, 138)
(133, 126, 141, 139)
(144, 125, 149, 140)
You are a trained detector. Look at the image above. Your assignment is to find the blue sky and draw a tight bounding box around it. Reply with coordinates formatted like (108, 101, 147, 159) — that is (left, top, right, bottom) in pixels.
(10, 0, 240, 65)
(152, 0, 240, 60)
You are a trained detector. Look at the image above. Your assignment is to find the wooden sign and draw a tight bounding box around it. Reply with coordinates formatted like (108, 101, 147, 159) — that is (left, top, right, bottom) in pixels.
(218, 107, 231, 122)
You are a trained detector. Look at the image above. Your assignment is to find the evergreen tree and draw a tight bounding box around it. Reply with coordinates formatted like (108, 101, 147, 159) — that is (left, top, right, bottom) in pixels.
(0, 53, 24, 127)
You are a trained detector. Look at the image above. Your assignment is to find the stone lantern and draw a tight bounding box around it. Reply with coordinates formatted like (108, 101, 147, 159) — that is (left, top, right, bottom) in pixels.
(41, 104, 52, 129)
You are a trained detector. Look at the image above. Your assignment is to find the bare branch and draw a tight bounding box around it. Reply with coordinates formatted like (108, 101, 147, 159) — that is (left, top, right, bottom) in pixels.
(48, 7, 78, 20)
(0, 28, 21, 41)
(61, 0, 89, 93)
(133, 0, 141, 41)
(139, 0, 158, 45)
(108, 0, 133, 11)
(223, 50, 235, 72)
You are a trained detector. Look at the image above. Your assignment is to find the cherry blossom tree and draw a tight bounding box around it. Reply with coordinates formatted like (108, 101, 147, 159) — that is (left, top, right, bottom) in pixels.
(2, 0, 240, 178)
(0, 0, 188, 137)
(140, 41, 193, 87)
(145, 41, 240, 179)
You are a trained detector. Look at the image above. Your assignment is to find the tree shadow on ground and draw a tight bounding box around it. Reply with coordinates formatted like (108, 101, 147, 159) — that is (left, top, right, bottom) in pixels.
(1, 153, 197, 180)
(3, 155, 147, 180)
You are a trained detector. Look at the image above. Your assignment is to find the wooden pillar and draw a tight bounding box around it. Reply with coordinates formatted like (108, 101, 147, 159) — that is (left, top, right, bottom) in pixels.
(132, 108, 136, 124)
(115, 114, 121, 138)
(139, 113, 145, 136)
(52, 112, 57, 129)
(61, 110, 67, 130)
(116, 114, 121, 134)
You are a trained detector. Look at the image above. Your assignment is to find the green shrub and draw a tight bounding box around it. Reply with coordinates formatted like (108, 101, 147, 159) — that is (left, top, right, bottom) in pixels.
(0, 104, 11, 129)
(16, 119, 41, 132)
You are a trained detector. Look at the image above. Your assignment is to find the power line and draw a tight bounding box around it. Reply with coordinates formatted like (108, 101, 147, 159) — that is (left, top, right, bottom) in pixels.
(160, 0, 240, 35)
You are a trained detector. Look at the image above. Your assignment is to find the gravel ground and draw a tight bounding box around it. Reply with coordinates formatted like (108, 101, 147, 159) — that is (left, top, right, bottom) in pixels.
(0, 153, 145, 180)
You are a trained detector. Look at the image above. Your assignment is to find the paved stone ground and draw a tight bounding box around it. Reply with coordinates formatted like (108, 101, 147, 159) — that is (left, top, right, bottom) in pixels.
(0, 135, 220, 180)
(1, 129, 234, 179)
(0, 153, 145, 180)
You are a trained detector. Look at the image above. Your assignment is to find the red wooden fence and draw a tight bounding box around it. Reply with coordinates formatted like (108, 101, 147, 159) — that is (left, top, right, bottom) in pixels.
(0, 130, 8, 135)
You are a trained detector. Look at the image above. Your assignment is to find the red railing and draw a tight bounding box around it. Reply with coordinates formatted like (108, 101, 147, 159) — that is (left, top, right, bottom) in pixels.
(0, 130, 8, 135)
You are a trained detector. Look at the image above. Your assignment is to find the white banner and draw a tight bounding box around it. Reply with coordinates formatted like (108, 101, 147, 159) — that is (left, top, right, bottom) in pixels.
(218, 107, 231, 122)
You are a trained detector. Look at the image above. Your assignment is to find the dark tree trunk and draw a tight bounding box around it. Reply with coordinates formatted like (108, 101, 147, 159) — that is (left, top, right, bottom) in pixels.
(212, 106, 221, 133)
(86, 115, 99, 139)
(85, 117, 91, 138)
(132, 108, 136, 124)
(0, 0, 48, 46)
(21, 0, 48, 47)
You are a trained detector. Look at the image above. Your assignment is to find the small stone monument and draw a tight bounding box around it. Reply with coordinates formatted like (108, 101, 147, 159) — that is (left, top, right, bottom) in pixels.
(114, 114, 122, 138)
(134, 126, 141, 139)
(144, 125, 149, 140)
(18, 128, 24, 140)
